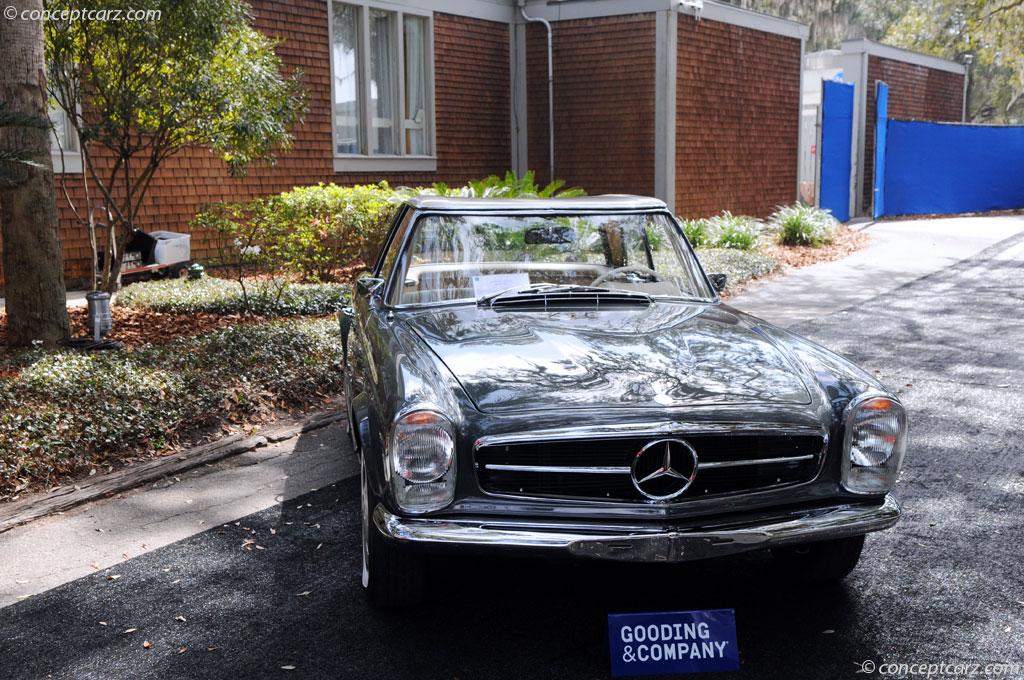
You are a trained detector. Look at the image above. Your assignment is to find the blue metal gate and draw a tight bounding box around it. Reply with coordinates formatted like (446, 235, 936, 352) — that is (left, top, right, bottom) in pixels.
(818, 80, 854, 222)
(872, 82, 889, 219)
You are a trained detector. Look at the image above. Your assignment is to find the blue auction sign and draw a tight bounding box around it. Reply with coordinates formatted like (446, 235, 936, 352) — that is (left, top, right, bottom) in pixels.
(608, 609, 739, 676)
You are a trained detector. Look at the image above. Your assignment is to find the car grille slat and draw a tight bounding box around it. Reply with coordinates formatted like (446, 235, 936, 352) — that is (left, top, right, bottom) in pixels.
(475, 433, 824, 502)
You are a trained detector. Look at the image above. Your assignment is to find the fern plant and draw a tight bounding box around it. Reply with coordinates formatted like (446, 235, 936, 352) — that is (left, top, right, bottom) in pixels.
(768, 204, 839, 247)
(397, 171, 585, 199)
(707, 211, 762, 250)
(678, 218, 712, 248)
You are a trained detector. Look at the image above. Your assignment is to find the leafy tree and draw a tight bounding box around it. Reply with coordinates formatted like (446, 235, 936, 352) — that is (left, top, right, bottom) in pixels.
(724, 0, 907, 52)
(45, 0, 307, 292)
(885, 0, 1024, 123)
(0, 0, 72, 347)
(728, 0, 1023, 124)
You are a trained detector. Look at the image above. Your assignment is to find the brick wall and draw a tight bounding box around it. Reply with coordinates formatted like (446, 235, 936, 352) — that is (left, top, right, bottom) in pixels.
(0, 3, 511, 286)
(526, 13, 656, 195)
(861, 55, 964, 211)
(675, 14, 801, 218)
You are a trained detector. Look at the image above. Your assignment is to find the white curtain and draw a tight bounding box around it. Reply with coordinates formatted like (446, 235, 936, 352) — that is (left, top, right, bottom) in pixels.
(370, 9, 395, 155)
(404, 16, 427, 155)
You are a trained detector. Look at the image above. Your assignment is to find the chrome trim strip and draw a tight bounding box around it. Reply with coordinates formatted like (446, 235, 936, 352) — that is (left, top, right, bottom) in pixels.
(698, 454, 816, 469)
(474, 422, 826, 450)
(482, 464, 630, 475)
(373, 495, 901, 563)
(481, 454, 814, 475)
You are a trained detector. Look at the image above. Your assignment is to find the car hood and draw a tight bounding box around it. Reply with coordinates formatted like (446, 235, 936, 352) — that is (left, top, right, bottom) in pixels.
(400, 302, 813, 414)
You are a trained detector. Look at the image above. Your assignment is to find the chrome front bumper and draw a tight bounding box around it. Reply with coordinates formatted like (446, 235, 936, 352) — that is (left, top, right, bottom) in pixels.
(373, 495, 900, 563)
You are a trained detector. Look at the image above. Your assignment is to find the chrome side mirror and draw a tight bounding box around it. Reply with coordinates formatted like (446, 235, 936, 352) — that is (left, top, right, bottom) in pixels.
(709, 273, 728, 293)
(357, 277, 385, 297)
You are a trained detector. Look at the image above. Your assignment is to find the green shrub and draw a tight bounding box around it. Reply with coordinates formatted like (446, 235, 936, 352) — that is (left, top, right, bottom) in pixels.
(115, 277, 349, 316)
(274, 182, 396, 280)
(190, 182, 395, 284)
(696, 248, 780, 289)
(679, 218, 712, 248)
(707, 211, 762, 250)
(0, 318, 345, 499)
(768, 204, 839, 247)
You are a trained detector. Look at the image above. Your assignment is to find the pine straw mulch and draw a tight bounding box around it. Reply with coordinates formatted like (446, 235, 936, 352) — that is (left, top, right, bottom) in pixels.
(0, 305, 318, 356)
(720, 225, 872, 298)
(761, 225, 872, 269)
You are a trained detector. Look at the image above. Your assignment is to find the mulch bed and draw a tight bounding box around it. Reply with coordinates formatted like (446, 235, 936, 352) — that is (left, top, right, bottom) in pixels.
(721, 226, 871, 298)
(761, 225, 871, 269)
(0, 305, 322, 354)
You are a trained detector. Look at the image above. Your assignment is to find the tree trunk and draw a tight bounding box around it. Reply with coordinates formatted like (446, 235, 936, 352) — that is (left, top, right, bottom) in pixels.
(0, 0, 71, 346)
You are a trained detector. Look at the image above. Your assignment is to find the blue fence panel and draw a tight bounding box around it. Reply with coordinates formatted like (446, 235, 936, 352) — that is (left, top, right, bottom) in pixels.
(883, 121, 1024, 216)
(872, 82, 889, 219)
(819, 80, 855, 222)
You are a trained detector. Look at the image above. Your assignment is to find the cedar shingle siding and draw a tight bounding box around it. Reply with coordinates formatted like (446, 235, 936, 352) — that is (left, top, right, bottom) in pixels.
(526, 13, 657, 195)
(675, 15, 801, 218)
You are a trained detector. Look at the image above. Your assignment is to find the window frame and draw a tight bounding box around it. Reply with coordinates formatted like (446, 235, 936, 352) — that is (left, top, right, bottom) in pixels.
(327, 1, 437, 172)
(382, 210, 720, 310)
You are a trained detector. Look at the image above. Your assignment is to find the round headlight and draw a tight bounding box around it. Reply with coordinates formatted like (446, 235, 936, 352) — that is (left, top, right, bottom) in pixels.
(391, 410, 455, 483)
(842, 395, 908, 494)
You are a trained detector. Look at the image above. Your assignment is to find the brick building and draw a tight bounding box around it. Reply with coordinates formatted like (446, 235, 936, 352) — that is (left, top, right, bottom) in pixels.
(3, 0, 810, 286)
(800, 39, 966, 218)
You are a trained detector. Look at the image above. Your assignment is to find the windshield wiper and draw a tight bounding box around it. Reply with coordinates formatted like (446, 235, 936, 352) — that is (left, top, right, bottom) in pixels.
(477, 284, 652, 307)
(475, 282, 561, 306)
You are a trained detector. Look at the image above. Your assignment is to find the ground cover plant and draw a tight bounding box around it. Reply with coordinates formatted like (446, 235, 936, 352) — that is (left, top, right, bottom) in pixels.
(0, 318, 344, 500)
(697, 248, 781, 288)
(114, 277, 349, 317)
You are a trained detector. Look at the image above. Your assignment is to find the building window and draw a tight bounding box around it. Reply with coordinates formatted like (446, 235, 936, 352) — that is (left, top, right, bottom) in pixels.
(48, 103, 82, 173)
(329, 2, 435, 171)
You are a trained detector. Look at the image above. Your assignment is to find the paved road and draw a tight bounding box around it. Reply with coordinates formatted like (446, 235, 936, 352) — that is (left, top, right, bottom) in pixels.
(1, 234, 1023, 679)
(730, 214, 1024, 327)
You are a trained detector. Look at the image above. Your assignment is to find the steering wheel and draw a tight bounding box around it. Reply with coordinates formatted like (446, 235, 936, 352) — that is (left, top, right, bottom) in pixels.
(590, 265, 661, 287)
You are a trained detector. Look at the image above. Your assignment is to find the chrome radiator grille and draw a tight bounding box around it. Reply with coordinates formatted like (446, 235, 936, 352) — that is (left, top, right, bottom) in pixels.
(475, 433, 825, 502)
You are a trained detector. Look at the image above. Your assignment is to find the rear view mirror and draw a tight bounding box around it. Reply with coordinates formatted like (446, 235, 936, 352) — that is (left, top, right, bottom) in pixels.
(525, 225, 576, 245)
(709, 273, 727, 293)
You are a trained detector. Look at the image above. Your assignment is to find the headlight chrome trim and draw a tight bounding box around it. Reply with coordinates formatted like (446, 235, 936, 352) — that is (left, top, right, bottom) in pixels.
(387, 404, 457, 513)
(841, 391, 908, 495)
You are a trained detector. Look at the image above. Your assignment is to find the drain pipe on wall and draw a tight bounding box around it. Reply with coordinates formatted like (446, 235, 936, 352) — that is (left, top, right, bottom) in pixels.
(518, 1, 554, 183)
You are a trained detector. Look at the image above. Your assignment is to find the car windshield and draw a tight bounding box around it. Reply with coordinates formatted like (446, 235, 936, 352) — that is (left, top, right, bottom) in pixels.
(389, 212, 715, 306)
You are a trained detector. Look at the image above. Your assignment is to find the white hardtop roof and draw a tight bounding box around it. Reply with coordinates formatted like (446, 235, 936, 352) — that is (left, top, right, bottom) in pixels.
(404, 194, 668, 212)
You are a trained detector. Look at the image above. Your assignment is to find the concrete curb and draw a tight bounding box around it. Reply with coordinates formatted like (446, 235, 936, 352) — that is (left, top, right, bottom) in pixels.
(0, 410, 346, 534)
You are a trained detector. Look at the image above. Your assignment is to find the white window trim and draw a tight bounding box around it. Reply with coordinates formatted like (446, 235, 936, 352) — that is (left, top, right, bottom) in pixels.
(327, 2, 437, 172)
(52, 150, 83, 174)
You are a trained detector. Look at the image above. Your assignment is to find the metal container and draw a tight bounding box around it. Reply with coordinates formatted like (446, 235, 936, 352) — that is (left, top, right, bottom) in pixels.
(86, 291, 113, 340)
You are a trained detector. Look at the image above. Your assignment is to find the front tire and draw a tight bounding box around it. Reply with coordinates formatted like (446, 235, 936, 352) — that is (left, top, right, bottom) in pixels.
(771, 534, 865, 582)
(361, 458, 425, 607)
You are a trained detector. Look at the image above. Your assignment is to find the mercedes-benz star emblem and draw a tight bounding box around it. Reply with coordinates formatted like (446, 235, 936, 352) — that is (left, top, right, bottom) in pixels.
(630, 438, 698, 500)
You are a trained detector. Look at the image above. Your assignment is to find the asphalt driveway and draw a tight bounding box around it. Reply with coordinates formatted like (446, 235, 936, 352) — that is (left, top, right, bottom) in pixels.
(0, 232, 1022, 680)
